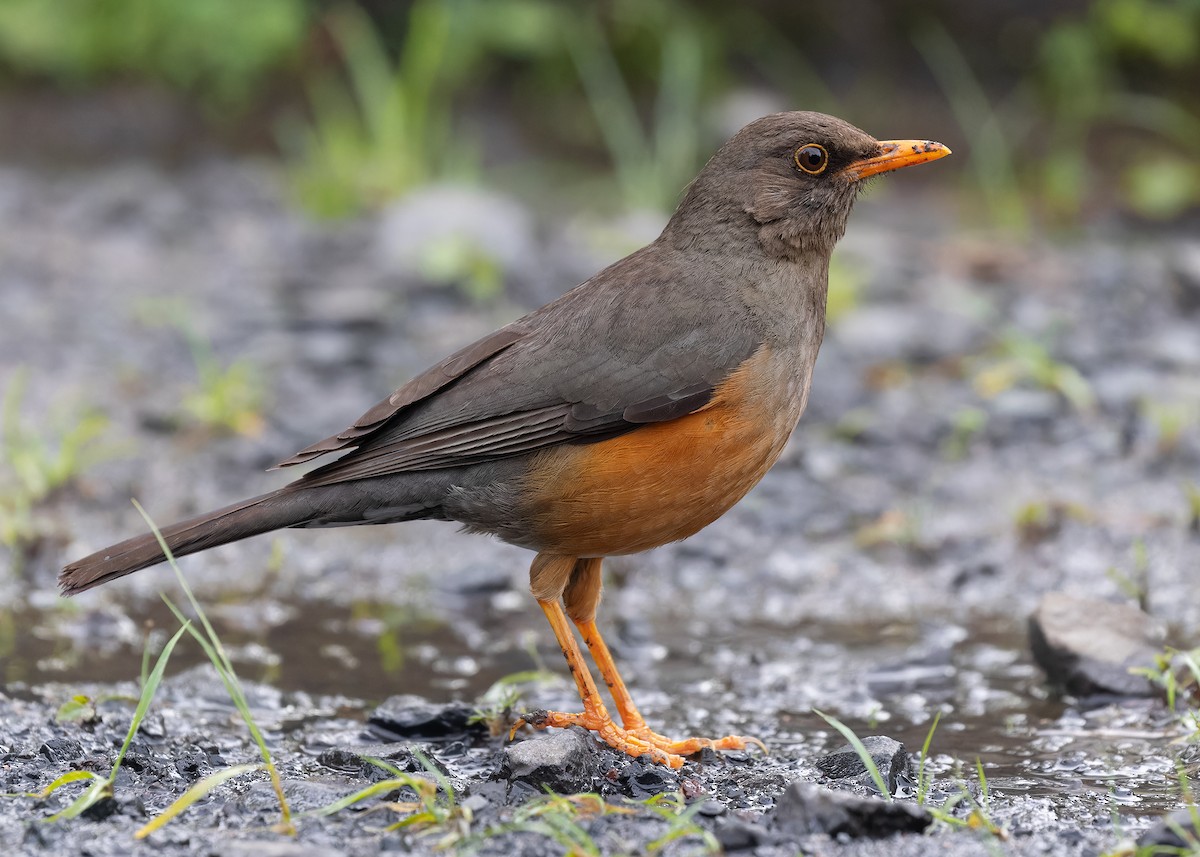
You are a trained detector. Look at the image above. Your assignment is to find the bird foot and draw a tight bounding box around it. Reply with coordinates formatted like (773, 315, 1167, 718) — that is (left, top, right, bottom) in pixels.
(625, 725, 768, 759)
(513, 709, 765, 769)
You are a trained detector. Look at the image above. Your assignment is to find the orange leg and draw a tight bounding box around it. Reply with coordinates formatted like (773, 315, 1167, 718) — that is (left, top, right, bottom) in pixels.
(515, 598, 684, 767)
(574, 617, 766, 759)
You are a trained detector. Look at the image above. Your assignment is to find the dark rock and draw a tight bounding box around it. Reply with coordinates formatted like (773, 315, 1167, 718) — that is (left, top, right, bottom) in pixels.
(497, 728, 598, 795)
(815, 735, 910, 794)
(769, 781, 931, 839)
(1028, 593, 1164, 697)
(315, 747, 366, 774)
(367, 695, 481, 740)
(1137, 806, 1200, 850)
(38, 738, 83, 765)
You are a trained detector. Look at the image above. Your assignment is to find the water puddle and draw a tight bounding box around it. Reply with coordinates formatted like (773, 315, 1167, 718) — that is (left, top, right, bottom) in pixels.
(2, 595, 1192, 824)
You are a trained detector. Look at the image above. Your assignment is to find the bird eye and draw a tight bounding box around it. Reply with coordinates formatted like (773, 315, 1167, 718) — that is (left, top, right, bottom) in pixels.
(794, 144, 828, 175)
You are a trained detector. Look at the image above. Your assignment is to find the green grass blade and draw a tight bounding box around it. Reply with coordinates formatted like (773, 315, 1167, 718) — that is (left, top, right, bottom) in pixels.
(1, 769, 99, 800)
(43, 776, 111, 822)
(411, 747, 455, 809)
(912, 19, 1028, 232)
(565, 15, 651, 209)
(305, 777, 428, 819)
(133, 500, 293, 831)
(107, 621, 191, 781)
(135, 763, 263, 839)
(916, 710, 942, 804)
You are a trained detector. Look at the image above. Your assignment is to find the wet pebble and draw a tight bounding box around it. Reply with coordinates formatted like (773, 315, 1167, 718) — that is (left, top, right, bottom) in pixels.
(1028, 592, 1164, 698)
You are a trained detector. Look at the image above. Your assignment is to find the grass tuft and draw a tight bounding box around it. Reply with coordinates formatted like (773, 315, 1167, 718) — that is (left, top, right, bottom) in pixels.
(133, 499, 295, 835)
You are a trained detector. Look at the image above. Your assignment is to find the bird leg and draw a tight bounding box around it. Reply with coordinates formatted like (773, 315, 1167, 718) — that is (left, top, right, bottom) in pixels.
(517, 554, 764, 767)
(517, 596, 683, 767)
(573, 615, 765, 759)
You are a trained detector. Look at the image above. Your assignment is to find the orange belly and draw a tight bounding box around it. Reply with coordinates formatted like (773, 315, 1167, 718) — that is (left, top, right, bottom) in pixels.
(520, 347, 801, 556)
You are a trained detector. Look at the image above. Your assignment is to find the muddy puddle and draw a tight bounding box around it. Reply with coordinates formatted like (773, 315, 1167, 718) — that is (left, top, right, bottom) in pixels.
(4, 595, 1191, 827)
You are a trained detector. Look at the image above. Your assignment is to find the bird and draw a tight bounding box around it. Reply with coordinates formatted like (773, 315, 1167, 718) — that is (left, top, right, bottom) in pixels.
(60, 111, 950, 768)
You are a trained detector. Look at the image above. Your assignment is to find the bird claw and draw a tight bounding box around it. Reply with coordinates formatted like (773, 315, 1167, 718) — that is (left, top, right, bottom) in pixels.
(511, 709, 766, 769)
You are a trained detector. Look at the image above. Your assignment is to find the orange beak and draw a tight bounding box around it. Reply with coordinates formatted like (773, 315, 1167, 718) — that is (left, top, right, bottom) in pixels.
(842, 139, 952, 181)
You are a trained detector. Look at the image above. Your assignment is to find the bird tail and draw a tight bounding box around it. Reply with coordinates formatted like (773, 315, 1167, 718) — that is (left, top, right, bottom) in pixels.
(59, 488, 313, 596)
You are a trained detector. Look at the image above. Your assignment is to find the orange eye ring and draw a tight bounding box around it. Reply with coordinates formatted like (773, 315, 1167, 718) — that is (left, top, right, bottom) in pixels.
(794, 143, 828, 175)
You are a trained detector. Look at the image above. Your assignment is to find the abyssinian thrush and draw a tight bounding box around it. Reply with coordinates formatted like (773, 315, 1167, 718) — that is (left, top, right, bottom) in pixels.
(61, 112, 950, 767)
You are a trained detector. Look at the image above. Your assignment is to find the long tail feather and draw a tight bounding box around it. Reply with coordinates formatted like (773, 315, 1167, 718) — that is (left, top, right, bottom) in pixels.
(59, 489, 310, 596)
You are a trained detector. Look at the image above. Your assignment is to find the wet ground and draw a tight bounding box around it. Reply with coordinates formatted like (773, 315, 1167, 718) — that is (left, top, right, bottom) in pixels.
(2, 160, 1200, 854)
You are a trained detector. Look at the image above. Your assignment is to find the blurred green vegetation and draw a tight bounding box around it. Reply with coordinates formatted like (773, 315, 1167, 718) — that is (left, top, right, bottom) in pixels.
(0, 0, 1196, 224)
(1, 368, 123, 568)
(0, 0, 307, 106)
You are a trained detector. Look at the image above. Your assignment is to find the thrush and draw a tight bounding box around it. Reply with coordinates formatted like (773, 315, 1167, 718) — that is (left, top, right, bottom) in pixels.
(61, 112, 950, 768)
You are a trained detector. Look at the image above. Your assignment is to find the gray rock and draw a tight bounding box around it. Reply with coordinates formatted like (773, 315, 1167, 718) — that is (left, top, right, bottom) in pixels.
(1028, 593, 1165, 697)
(1137, 806, 1200, 850)
(815, 735, 910, 795)
(367, 695, 479, 739)
(374, 185, 538, 298)
(769, 781, 931, 838)
(497, 728, 598, 794)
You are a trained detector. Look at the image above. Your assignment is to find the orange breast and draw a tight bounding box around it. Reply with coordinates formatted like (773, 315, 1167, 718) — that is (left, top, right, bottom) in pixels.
(520, 347, 802, 557)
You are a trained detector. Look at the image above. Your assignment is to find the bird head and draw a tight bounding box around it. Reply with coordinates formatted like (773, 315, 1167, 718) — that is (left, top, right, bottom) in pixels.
(667, 111, 950, 260)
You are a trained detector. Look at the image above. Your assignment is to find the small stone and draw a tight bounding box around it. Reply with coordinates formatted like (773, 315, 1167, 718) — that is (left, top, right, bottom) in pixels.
(1028, 593, 1165, 697)
(769, 781, 931, 839)
(1136, 807, 1200, 850)
(497, 728, 598, 795)
(815, 735, 910, 795)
